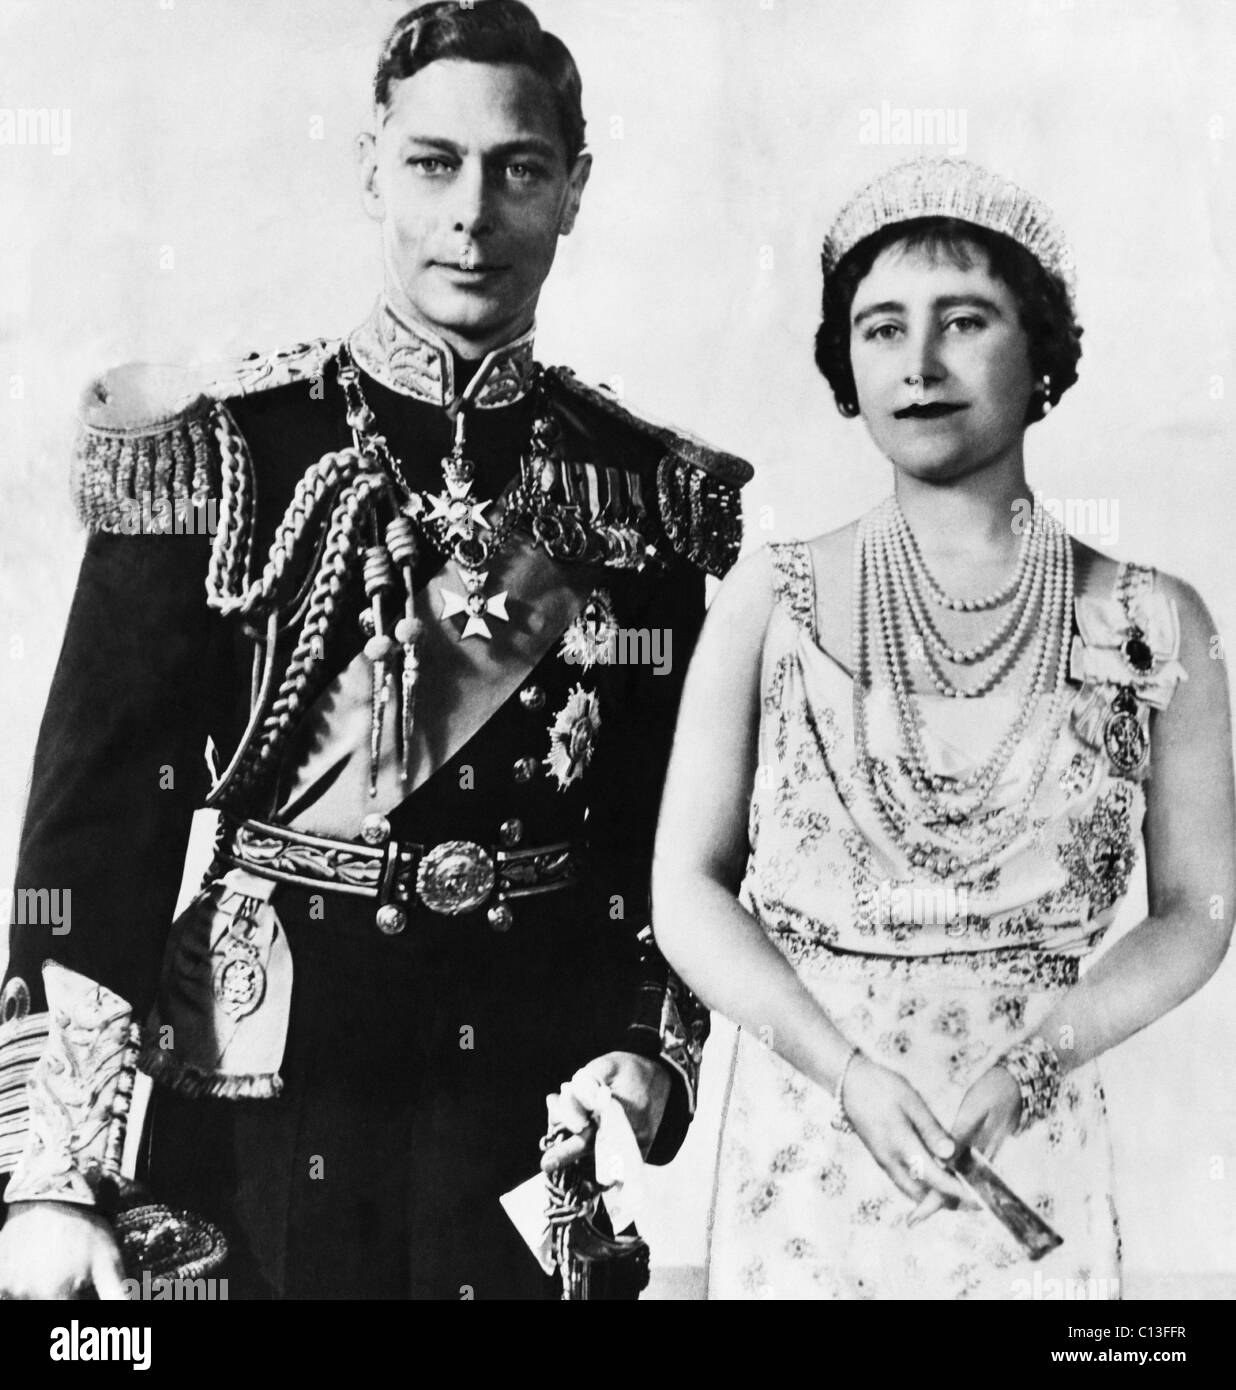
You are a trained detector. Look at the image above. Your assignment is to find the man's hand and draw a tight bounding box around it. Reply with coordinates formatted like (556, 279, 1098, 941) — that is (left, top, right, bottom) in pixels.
(0, 1200, 128, 1300)
(540, 1051, 672, 1174)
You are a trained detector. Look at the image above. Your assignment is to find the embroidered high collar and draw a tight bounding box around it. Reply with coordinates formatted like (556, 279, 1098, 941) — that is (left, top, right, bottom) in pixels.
(347, 298, 536, 409)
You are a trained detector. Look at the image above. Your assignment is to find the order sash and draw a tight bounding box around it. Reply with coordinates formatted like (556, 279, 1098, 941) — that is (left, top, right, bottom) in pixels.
(273, 533, 597, 837)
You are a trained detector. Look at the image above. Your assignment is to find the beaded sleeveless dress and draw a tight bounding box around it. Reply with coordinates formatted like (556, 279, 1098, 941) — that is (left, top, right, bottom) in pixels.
(706, 537, 1187, 1301)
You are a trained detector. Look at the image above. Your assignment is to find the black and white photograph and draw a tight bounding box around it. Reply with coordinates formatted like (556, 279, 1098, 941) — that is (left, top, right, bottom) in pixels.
(0, 0, 1233, 1340)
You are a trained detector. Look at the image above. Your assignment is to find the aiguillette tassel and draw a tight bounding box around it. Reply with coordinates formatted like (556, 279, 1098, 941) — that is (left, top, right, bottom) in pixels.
(385, 516, 423, 785)
(363, 544, 397, 798)
(368, 661, 384, 797)
(396, 604, 423, 786)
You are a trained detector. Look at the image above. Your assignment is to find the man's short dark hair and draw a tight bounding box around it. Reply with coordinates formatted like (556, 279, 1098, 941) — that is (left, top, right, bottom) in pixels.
(814, 217, 1083, 426)
(375, 1, 586, 165)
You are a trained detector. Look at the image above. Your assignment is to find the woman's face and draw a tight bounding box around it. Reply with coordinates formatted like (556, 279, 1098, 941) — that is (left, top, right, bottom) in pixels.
(848, 238, 1036, 482)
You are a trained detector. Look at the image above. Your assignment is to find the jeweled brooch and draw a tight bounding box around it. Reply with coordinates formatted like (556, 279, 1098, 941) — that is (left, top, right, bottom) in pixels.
(1068, 589, 1187, 780)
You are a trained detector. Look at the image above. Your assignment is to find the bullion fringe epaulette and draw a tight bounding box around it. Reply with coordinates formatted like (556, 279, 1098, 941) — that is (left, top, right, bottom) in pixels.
(655, 453, 745, 581)
(543, 368, 753, 579)
(72, 381, 220, 535)
(71, 340, 339, 536)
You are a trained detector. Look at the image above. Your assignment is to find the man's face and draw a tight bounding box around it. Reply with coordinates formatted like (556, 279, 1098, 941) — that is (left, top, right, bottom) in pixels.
(848, 240, 1035, 482)
(358, 59, 590, 357)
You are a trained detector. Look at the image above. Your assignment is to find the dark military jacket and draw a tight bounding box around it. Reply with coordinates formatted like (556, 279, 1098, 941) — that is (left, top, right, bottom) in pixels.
(0, 300, 751, 1298)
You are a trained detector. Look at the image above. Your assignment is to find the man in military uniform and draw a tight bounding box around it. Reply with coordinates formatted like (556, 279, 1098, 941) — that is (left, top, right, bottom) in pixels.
(0, 1, 749, 1299)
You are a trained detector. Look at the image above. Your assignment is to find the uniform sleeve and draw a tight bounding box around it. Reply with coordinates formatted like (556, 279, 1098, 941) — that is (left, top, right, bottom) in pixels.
(585, 553, 711, 1163)
(5, 526, 233, 1019)
(0, 374, 245, 1202)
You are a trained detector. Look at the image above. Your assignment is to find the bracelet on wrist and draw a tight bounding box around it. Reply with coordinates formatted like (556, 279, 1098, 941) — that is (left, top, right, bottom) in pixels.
(830, 1045, 862, 1135)
(996, 1034, 1061, 1135)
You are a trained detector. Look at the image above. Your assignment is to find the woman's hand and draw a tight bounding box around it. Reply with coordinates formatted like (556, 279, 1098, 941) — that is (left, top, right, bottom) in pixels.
(540, 1052, 672, 1174)
(907, 1063, 1023, 1226)
(0, 1200, 128, 1300)
(952, 1062, 1024, 1157)
(842, 1055, 970, 1208)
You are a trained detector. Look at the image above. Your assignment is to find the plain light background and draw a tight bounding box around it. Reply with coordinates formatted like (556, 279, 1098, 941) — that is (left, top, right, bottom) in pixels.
(1, 0, 1233, 1294)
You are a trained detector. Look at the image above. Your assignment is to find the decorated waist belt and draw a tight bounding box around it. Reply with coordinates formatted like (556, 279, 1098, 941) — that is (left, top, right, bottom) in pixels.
(221, 816, 586, 935)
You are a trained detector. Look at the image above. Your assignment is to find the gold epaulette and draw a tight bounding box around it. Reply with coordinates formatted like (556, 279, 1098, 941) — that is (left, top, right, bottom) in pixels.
(71, 339, 339, 535)
(544, 368, 753, 579)
(71, 363, 220, 534)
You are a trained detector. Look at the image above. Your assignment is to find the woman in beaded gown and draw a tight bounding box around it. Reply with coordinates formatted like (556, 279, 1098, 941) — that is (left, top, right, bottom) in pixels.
(652, 158, 1235, 1300)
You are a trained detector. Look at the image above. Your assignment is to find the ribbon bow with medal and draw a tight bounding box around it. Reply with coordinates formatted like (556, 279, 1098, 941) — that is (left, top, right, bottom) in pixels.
(1069, 574, 1188, 778)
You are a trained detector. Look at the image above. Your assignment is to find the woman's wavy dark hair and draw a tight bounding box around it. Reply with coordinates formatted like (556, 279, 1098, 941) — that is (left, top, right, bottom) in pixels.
(374, 1, 586, 165)
(814, 217, 1083, 426)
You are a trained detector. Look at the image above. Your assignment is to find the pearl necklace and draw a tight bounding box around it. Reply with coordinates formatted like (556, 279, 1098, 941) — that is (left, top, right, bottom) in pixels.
(891, 498, 1036, 611)
(874, 498, 1064, 803)
(885, 498, 1044, 683)
(852, 500, 1075, 878)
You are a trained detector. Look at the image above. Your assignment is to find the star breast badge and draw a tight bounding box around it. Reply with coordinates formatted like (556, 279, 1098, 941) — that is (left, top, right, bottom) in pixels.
(544, 685, 602, 791)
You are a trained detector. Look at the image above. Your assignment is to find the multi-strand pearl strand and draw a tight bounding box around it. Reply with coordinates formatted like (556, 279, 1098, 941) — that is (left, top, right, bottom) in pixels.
(884, 499, 1046, 692)
(878, 497, 1051, 717)
(851, 499, 1075, 878)
(873, 497, 1067, 805)
(890, 499, 1036, 612)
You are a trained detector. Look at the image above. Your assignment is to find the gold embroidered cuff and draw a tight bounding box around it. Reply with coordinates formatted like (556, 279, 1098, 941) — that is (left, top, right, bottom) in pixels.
(5, 964, 140, 1212)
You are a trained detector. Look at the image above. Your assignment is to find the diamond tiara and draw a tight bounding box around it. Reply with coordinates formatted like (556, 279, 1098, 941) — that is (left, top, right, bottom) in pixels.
(821, 157, 1076, 302)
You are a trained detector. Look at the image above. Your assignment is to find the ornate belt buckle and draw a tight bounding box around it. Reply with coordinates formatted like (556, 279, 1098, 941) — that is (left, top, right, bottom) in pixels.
(416, 839, 497, 915)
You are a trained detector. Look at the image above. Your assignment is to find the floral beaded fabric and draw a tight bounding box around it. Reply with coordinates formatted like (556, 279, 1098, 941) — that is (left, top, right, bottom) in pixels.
(706, 539, 1186, 1301)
